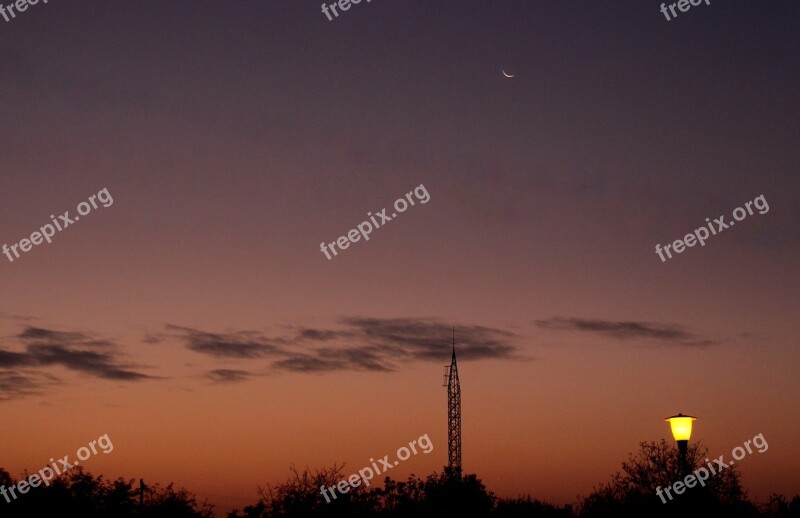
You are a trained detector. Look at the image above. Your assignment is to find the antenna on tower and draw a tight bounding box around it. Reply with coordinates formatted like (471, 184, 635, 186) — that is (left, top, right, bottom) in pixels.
(444, 326, 462, 475)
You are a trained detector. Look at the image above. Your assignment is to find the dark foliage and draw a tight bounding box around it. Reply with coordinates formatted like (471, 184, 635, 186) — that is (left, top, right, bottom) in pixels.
(3, 442, 798, 518)
(0, 466, 212, 518)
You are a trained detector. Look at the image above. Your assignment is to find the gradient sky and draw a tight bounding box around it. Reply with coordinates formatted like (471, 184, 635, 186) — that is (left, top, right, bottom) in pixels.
(1, 0, 799, 515)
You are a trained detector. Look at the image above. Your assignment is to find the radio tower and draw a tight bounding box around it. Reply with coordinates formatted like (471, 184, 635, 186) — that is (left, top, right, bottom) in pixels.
(442, 327, 462, 474)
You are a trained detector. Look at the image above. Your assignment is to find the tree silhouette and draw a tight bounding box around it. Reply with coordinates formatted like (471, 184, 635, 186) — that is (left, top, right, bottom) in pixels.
(0, 466, 212, 518)
(494, 496, 572, 518)
(762, 494, 800, 518)
(228, 464, 375, 518)
(229, 466, 495, 518)
(578, 439, 758, 517)
(3, 457, 796, 517)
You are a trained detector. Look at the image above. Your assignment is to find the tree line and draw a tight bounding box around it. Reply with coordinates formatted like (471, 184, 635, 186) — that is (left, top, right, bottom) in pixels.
(2, 440, 798, 517)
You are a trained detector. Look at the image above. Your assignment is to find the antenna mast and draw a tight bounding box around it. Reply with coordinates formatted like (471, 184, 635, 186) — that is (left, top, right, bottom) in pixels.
(444, 326, 462, 473)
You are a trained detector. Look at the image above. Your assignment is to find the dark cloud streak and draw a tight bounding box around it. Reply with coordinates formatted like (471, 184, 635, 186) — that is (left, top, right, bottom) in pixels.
(0, 370, 60, 401)
(536, 317, 716, 347)
(173, 317, 519, 374)
(0, 326, 153, 400)
(166, 325, 285, 359)
(206, 369, 253, 383)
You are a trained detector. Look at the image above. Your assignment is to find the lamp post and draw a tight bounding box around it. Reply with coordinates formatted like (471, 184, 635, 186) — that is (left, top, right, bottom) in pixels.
(665, 413, 696, 477)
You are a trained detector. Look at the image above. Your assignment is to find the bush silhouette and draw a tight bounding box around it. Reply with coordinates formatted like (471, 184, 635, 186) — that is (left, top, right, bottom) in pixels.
(3, 451, 797, 517)
(0, 466, 212, 518)
(578, 439, 758, 518)
(228, 466, 495, 518)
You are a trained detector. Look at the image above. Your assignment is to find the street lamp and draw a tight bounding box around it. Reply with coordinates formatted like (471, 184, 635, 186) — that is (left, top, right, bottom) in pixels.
(665, 413, 696, 476)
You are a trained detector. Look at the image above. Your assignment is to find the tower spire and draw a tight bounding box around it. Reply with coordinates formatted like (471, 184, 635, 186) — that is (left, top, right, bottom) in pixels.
(446, 326, 462, 474)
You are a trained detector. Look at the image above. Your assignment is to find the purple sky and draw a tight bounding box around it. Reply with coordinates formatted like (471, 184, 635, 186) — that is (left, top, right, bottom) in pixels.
(1, 1, 798, 514)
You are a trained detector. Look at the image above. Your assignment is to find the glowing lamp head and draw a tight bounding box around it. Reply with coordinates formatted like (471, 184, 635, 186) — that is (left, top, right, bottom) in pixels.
(665, 413, 697, 442)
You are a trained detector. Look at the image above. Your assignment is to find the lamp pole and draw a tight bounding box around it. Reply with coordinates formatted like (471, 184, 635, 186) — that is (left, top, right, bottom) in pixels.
(665, 413, 697, 478)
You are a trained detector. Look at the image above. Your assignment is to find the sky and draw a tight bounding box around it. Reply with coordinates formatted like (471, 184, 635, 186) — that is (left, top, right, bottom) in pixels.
(1, 0, 799, 514)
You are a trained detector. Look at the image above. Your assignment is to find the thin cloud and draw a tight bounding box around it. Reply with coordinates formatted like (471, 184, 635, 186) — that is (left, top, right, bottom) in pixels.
(19, 327, 93, 343)
(206, 369, 254, 383)
(0, 312, 36, 323)
(166, 325, 286, 359)
(142, 333, 162, 345)
(0, 349, 34, 367)
(296, 328, 349, 341)
(338, 318, 517, 361)
(16, 326, 154, 380)
(272, 355, 356, 373)
(0, 326, 154, 401)
(25, 344, 150, 380)
(536, 317, 716, 347)
(0, 370, 60, 401)
(171, 317, 519, 374)
(276, 346, 395, 373)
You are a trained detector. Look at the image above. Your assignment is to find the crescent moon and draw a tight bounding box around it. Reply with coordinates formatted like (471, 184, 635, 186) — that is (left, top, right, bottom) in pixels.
(502, 70, 515, 78)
